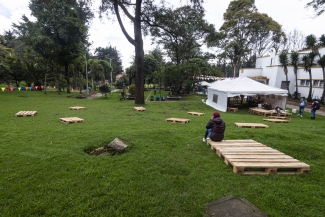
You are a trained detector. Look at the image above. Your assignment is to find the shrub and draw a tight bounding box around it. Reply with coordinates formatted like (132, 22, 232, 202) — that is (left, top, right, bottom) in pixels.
(98, 84, 111, 97)
(128, 84, 136, 96)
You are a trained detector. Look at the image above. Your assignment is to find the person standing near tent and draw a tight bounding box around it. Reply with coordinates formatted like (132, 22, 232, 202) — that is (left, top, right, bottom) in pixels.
(203, 112, 226, 142)
(298, 97, 307, 117)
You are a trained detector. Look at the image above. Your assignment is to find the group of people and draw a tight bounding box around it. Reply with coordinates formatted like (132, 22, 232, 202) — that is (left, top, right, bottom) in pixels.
(298, 97, 320, 119)
(202, 96, 321, 143)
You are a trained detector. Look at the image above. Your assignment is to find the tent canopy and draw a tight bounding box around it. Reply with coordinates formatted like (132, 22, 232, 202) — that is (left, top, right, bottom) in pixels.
(206, 77, 288, 112)
(208, 77, 288, 96)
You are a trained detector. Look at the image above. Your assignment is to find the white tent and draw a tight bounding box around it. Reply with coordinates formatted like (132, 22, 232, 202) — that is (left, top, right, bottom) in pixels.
(199, 81, 211, 86)
(206, 77, 288, 112)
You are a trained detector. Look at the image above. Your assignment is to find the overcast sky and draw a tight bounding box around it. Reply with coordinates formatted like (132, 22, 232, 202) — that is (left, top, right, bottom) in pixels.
(0, 0, 324, 70)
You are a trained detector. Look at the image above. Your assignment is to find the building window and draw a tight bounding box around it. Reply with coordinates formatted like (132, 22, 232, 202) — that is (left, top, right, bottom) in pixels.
(213, 94, 218, 103)
(305, 80, 310, 86)
(300, 80, 306, 86)
(313, 80, 320, 87)
(281, 81, 290, 89)
(320, 81, 324, 87)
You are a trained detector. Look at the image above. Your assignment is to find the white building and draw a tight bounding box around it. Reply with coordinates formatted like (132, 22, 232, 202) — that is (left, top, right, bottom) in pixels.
(239, 47, 325, 100)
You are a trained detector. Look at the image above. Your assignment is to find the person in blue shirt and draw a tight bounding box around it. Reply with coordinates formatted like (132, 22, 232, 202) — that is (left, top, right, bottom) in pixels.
(298, 97, 307, 117)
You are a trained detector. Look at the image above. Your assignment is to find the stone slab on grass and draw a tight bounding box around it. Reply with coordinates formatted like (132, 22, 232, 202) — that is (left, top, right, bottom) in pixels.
(205, 195, 267, 217)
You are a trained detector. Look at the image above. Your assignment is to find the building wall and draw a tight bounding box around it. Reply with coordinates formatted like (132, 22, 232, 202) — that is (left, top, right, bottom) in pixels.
(240, 47, 325, 100)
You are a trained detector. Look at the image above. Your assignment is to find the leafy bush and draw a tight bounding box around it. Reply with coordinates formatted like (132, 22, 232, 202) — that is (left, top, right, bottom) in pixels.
(98, 84, 111, 97)
(128, 84, 136, 96)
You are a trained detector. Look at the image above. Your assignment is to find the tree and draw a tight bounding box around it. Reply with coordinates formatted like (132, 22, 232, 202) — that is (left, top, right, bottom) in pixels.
(279, 51, 290, 94)
(207, 0, 285, 77)
(143, 54, 161, 84)
(88, 59, 104, 90)
(305, 34, 325, 103)
(285, 29, 305, 52)
(94, 45, 123, 81)
(99, 0, 204, 104)
(302, 52, 317, 101)
(290, 52, 300, 99)
(14, 0, 93, 93)
(318, 55, 325, 103)
(150, 5, 214, 65)
(306, 0, 325, 17)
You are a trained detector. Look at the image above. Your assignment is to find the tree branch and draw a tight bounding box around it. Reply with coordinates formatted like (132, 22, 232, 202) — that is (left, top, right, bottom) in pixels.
(113, 0, 135, 46)
(117, 1, 135, 22)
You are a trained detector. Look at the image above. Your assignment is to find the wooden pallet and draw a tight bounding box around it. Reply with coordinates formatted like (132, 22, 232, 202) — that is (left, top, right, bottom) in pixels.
(267, 116, 288, 119)
(263, 119, 290, 123)
(187, 112, 205, 116)
(60, 117, 84, 124)
(69, 106, 86, 110)
(134, 106, 146, 111)
(165, 118, 190, 124)
(234, 122, 269, 128)
(227, 107, 238, 112)
(15, 111, 37, 117)
(207, 140, 310, 175)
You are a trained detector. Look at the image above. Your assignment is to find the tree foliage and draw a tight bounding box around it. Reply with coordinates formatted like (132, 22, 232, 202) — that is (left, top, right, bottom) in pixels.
(306, 0, 325, 17)
(99, 0, 204, 104)
(13, 0, 93, 93)
(206, 0, 285, 77)
(150, 5, 214, 65)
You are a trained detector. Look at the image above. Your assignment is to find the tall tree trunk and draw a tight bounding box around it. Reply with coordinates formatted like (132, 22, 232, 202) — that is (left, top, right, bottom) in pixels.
(134, 0, 144, 104)
(294, 70, 298, 99)
(285, 69, 289, 94)
(308, 70, 313, 101)
(65, 62, 71, 93)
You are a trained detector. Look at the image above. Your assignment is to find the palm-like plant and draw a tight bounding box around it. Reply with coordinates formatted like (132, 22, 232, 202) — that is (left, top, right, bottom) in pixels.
(279, 51, 290, 93)
(302, 51, 317, 101)
(290, 52, 300, 99)
(318, 35, 325, 104)
(305, 34, 318, 51)
(318, 55, 325, 104)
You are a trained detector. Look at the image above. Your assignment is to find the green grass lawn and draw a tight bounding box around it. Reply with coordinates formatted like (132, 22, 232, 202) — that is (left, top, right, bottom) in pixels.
(0, 91, 324, 216)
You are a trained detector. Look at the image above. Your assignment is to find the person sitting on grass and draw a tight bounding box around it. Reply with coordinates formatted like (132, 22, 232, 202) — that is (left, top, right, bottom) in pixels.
(203, 112, 226, 142)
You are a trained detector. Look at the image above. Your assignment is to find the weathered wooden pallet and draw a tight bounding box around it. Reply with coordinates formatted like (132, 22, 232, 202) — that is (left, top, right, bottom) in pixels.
(15, 111, 37, 117)
(133, 106, 146, 111)
(207, 139, 310, 175)
(69, 106, 86, 110)
(60, 117, 84, 124)
(227, 107, 238, 112)
(187, 112, 205, 116)
(267, 116, 288, 119)
(165, 118, 190, 124)
(263, 119, 290, 123)
(234, 122, 269, 128)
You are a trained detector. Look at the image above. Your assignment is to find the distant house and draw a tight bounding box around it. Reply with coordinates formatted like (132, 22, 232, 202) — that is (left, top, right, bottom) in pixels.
(115, 74, 123, 81)
(240, 47, 325, 99)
